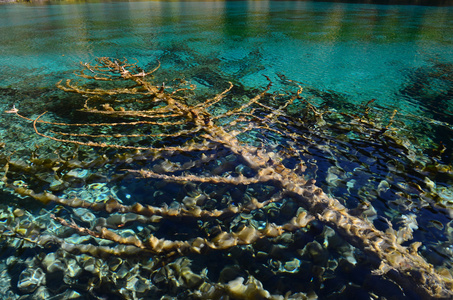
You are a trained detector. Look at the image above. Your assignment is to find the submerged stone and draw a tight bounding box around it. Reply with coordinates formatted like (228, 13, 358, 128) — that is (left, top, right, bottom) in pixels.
(17, 268, 46, 294)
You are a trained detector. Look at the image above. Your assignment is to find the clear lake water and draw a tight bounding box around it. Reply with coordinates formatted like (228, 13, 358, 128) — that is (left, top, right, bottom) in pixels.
(0, 1, 453, 299)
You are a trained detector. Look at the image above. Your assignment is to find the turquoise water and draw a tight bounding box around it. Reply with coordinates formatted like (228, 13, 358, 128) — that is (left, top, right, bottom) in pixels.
(1, 1, 453, 151)
(1, 1, 453, 299)
(1, 1, 452, 104)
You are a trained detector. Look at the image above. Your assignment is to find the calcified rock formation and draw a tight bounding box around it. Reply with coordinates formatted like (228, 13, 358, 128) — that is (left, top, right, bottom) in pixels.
(4, 57, 453, 299)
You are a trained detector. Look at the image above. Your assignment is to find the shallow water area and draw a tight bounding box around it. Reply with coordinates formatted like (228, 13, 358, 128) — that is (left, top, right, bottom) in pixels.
(1, 1, 453, 299)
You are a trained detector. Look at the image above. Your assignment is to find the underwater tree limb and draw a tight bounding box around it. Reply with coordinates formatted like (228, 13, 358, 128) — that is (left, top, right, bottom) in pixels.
(4, 57, 453, 299)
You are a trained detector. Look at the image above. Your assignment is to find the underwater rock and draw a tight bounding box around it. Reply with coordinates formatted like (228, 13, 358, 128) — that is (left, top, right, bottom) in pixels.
(182, 196, 197, 208)
(31, 286, 51, 300)
(326, 166, 346, 187)
(17, 268, 46, 294)
(60, 290, 83, 299)
(41, 252, 65, 273)
(79, 255, 99, 273)
(322, 227, 357, 265)
(108, 257, 123, 272)
(0, 265, 16, 300)
(280, 199, 299, 219)
(263, 202, 281, 220)
(278, 232, 294, 245)
(0, 210, 14, 225)
(73, 208, 96, 224)
(65, 168, 89, 179)
(219, 265, 245, 283)
(63, 259, 82, 284)
(227, 276, 271, 299)
(65, 234, 92, 245)
(283, 258, 301, 273)
(13, 208, 24, 218)
(116, 262, 134, 279)
(303, 241, 329, 266)
(126, 275, 149, 294)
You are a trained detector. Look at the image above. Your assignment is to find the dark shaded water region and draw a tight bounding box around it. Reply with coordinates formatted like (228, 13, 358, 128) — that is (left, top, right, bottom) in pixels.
(1, 1, 453, 299)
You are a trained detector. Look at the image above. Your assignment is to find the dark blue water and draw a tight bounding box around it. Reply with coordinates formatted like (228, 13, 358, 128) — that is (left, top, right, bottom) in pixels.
(1, 1, 453, 299)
